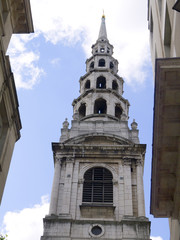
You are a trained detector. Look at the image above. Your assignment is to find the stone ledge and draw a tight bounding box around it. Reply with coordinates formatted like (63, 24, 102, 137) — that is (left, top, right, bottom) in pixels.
(80, 204, 115, 219)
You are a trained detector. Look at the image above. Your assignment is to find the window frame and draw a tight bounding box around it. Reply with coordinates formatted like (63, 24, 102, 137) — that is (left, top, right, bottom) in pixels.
(82, 167, 113, 204)
(98, 58, 105, 67)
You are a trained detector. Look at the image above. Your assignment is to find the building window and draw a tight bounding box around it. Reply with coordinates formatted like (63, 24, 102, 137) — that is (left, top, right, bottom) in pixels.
(79, 103, 86, 119)
(91, 225, 102, 235)
(164, 5, 171, 57)
(89, 224, 105, 238)
(98, 59, 105, 67)
(94, 98, 107, 114)
(85, 80, 90, 89)
(90, 61, 94, 69)
(82, 167, 113, 203)
(115, 104, 122, 119)
(112, 80, 118, 90)
(110, 62, 114, 69)
(96, 76, 106, 89)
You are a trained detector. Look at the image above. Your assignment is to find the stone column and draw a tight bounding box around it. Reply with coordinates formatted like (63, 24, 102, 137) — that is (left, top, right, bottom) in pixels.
(136, 159, 145, 216)
(49, 156, 61, 215)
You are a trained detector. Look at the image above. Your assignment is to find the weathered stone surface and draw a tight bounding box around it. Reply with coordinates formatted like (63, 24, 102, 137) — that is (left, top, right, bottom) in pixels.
(41, 16, 150, 240)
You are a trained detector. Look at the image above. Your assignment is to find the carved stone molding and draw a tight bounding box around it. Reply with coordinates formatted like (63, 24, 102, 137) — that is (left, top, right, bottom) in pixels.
(122, 157, 131, 166)
(112, 179, 118, 185)
(54, 156, 62, 164)
(135, 159, 143, 166)
(66, 156, 75, 163)
(78, 178, 84, 184)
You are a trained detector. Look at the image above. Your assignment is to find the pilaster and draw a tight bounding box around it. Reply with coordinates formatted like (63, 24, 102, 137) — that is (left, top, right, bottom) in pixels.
(118, 163, 125, 217)
(61, 157, 74, 214)
(136, 159, 145, 216)
(70, 161, 79, 218)
(123, 158, 133, 215)
(49, 156, 61, 215)
(76, 177, 84, 219)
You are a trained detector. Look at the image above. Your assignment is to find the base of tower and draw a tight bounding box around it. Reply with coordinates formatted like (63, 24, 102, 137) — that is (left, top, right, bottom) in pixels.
(41, 215, 151, 240)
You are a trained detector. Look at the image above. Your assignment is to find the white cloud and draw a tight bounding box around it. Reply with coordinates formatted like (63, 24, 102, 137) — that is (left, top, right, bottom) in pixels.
(8, 35, 44, 89)
(8, 0, 150, 89)
(151, 237, 163, 240)
(30, 0, 150, 87)
(10, 51, 44, 89)
(50, 58, 61, 66)
(1, 198, 164, 240)
(1, 196, 49, 240)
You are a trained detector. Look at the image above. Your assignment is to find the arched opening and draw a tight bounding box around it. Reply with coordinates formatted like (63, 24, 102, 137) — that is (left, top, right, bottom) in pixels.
(98, 59, 105, 67)
(85, 80, 90, 89)
(110, 62, 114, 69)
(90, 61, 94, 69)
(79, 103, 86, 119)
(82, 167, 113, 203)
(115, 104, 122, 119)
(94, 98, 107, 114)
(96, 76, 106, 89)
(100, 48, 105, 53)
(112, 80, 118, 90)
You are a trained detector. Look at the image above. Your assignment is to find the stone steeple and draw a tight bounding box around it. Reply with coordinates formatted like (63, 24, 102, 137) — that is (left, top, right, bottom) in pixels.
(41, 16, 151, 240)
(59, 15, 139, 144)
(98, 15, 107, 40)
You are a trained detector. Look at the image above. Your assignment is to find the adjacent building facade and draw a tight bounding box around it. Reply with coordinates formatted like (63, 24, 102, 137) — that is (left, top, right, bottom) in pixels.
(0, 0, 33, 204)
(148, 0, 180, 239)
(41, 16, 150, 240)
(148, 0, 180, 65)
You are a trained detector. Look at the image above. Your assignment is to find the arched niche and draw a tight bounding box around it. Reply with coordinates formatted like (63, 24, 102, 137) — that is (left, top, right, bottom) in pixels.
(90, 61, 94, 69)
(110, 61, 114, 69)
(79, 103, 86, 119)
(85, 80, 90, 89)
(112, 80, 118, 90)
(96, 76, 106, 89)
(115, 104, 122, 119)
(94, 98, 107, 114)
(98, 59, 105, 67)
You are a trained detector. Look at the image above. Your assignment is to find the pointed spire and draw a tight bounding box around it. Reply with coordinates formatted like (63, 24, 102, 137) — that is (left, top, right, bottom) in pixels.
(98, 14, 108, 40)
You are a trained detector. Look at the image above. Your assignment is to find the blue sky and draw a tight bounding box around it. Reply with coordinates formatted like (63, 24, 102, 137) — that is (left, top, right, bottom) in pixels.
(0, 0, 169, 239)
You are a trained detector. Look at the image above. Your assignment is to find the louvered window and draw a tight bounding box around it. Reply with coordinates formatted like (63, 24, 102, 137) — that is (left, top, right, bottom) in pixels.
(82, 167, 113, 203)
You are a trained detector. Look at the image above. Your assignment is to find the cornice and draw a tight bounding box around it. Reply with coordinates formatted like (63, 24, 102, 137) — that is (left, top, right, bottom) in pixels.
(72, 88, 129, 106)
(79, 69, 122, 82)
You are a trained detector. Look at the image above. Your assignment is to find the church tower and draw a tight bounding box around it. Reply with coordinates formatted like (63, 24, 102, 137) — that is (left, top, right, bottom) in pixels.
(41, 16, 150, 240)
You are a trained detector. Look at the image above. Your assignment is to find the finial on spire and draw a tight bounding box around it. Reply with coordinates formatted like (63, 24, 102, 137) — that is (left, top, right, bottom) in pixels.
(98, 13, 107, 40)
(102, 10, 105, 18)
